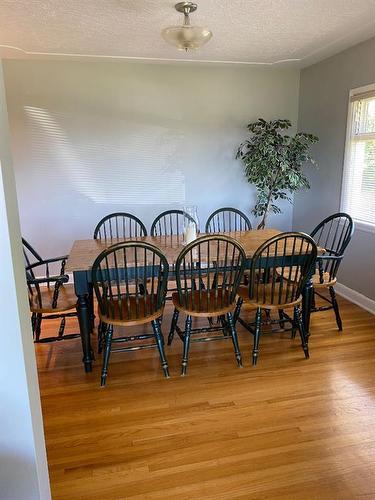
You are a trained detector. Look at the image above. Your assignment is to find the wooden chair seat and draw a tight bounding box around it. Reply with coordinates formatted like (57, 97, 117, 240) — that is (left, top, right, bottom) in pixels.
(30, 284, 77, 313)
(99, 294, 164, 327)
(276, 267, 337, 288)
(172, 289, 236, 317)
(237, 284, 302, 310)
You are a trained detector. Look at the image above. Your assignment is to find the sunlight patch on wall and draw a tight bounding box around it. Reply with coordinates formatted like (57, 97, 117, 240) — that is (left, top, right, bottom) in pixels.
(23, 106, 186, 205)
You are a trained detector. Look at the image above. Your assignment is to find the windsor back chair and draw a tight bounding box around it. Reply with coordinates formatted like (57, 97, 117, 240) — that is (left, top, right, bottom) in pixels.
(169, 234, 246, 375)
(23, 238, 79, 342)
(93, 212, 147, 240)
(205, 207, 252, 233)
(91, 241, 170, 386)
(150, 209, 195, 237)
(235, 232, 317, 365)
(310, 213, 354, 330)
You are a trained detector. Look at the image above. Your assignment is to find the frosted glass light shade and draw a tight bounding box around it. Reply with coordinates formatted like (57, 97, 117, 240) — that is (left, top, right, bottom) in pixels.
(162, 25, 212, 51)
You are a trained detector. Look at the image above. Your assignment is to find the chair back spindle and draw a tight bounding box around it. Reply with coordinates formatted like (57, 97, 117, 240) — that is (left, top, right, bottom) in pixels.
(205, 207, 252, 233)
(93, 212, 147, 240)
(249, 232, 317, 307)
(174, 235, 246, 314)
(150, 210, 195, 237)
(92, 242, 169, 323)
(310, 213, 354, 283)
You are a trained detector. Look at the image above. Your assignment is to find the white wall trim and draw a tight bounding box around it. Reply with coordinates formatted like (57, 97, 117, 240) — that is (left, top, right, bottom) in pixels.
(335, 282, 375, 315)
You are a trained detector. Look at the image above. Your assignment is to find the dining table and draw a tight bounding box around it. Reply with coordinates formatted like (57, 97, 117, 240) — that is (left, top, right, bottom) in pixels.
(65, 229, 316, 373)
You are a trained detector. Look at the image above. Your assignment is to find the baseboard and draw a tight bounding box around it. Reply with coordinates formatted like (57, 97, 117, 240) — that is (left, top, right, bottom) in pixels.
(335, 283, 375, 315)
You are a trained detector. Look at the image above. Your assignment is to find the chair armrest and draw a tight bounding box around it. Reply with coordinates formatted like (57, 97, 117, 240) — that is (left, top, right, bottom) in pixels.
(41, 255, 69, 264)
(27, 274, 69, 285)
(317, 254, 342, 261)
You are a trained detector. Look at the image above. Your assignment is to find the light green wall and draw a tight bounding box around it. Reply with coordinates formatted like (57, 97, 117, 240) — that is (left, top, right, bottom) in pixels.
(3, 59, 299, 258)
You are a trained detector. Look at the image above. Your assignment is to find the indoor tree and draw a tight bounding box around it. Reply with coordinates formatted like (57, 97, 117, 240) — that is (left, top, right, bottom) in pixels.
(236, 118, 318, 229)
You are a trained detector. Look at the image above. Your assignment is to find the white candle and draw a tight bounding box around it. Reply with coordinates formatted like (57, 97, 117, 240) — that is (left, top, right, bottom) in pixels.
(185, 222, 197, 244)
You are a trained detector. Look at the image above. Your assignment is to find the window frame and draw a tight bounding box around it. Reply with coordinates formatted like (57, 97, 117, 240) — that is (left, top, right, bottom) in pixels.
(341, 83, 375, 235)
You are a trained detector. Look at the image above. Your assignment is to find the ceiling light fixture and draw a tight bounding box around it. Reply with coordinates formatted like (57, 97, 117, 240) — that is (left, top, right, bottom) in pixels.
(162, 2, 213, 52)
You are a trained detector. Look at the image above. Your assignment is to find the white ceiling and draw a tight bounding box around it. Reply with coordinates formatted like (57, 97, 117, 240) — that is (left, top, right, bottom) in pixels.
(1, 0, 375, 67)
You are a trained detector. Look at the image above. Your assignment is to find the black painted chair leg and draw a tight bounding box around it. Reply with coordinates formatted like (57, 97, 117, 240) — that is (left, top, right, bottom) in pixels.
(168, 308, 179, 345)
(233, 297, 243, 324)
(278, 309, 285, 329)
(58, 317, 66, 338)
(152, 319, 170, 378)
(181, 316, 192, 376)
(291, 306, 298, 339)
(220, 315, 229, 336)
(296, 307, 309, 359)
(252, 307, 262, 366)
(98, 320, 106, 354)
(35, 313, 42, 342)
(329, 286, 343, 331)
(31, 312, 37, 339)
(227, 312, 242, 367)
(101, 324, 113, 387)
(88, 285, 95, 332)
(311, 290, 316, 310)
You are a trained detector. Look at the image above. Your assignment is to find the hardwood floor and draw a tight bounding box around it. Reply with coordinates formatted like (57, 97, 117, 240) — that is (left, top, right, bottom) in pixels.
(36, 295, 375, 499)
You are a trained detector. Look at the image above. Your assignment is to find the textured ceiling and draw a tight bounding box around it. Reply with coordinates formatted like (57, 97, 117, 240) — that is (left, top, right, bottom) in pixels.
(1, 0, 375, 66)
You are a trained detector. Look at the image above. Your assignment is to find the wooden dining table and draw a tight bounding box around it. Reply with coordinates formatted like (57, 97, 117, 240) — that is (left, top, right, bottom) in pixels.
(66, 229, 315, 372)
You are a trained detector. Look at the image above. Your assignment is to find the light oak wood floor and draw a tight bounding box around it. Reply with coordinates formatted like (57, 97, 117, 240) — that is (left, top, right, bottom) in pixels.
(35, 295, 375, 499)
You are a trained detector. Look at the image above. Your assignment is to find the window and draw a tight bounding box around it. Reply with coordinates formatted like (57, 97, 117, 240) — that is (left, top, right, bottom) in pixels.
(342, 85, 375, 231)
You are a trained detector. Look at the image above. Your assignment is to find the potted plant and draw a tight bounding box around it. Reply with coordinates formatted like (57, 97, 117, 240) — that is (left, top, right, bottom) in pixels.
(236, 118, 318, 229)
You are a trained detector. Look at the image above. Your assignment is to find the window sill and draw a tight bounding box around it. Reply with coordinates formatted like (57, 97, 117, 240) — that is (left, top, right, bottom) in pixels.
(353, 219, 375, 235)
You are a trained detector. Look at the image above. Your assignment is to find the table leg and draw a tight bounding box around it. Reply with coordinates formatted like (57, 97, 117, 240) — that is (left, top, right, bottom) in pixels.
(74, 271, 93, 373)
(302, 278, 314, 336)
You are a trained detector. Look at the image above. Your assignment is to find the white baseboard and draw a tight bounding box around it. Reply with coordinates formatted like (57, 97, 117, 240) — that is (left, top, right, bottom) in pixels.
(335, 283, 375, 315)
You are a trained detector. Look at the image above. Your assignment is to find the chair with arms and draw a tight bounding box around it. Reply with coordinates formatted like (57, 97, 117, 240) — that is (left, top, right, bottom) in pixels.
(23, 238, 79, 342)
(93, 212, 147, 240)
(235, 232, 317, 365)
(309, 213, 354, 330)
(168, 234, 246, 375)
(205, 207, 252, 233)
(91, 241, 170, 386)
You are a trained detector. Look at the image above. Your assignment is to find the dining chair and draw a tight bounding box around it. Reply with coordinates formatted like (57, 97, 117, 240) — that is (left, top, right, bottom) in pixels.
(168, 234, 246, 375)
(234, 232, 317, 365)
(91, 241, 170, 386)
(23, 238, 79, 342)
(150, 209, 195, 236)
(309, 213, 354, 330)
(93, 212, 147, 240)
(205, 207, 252, 233)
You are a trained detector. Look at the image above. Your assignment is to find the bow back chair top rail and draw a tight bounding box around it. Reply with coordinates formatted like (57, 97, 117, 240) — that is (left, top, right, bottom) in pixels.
(91, 241, 170, 386)
(310, 212, 354, 330)
(150, 209, 195, 237)
(205, 207, 252, 233)
(169, 234, 246, 375)
(236, 232, 317, 365)
(23, 238, 79, 343)
(93, 212, 147, 240)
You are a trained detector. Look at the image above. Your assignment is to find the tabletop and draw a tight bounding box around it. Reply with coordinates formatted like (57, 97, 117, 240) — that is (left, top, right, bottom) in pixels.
(66, 229, 286, 273)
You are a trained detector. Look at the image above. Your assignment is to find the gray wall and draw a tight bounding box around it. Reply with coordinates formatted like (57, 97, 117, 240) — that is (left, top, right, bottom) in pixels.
(0, 60, 50, 500)
(3, 60, 299, 259)
(295, 36, 375, 300)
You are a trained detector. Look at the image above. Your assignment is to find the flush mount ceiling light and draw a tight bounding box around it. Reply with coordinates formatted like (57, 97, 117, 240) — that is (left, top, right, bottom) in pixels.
(162, 2, 213, 52)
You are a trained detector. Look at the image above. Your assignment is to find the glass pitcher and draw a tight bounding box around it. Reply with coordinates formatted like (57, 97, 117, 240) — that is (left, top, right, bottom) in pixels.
(183, 205, 199, 245)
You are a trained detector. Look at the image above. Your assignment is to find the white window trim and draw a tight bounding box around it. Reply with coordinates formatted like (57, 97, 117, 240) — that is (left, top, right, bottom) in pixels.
(340, 83, 375, 235)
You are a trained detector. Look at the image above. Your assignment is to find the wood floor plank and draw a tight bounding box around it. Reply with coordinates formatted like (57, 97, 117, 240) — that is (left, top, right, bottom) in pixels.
(35, 295, 375, 499)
